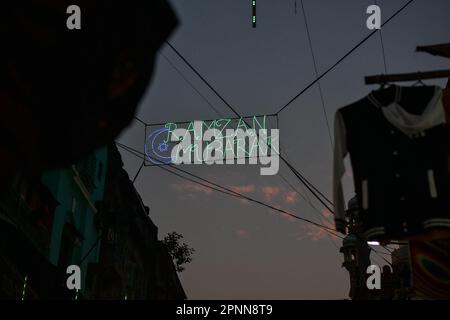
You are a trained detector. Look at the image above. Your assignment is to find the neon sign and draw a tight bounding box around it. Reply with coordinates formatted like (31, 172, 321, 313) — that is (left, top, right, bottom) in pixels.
(144, 115, 279, 175)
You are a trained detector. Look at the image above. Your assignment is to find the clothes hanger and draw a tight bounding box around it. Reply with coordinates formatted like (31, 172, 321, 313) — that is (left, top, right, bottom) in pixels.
(378, 75, 391, 90)
(411, 72, 427, 87)
(365, 69, 450, 86)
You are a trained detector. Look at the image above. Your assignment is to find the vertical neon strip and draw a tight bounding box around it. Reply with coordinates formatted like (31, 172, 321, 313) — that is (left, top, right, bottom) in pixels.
(252, 0, 256, 28)
(21, 275, 28, 300)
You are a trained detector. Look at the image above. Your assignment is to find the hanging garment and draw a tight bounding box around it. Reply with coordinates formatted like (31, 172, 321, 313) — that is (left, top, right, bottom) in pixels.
(333, 85, 450, 241)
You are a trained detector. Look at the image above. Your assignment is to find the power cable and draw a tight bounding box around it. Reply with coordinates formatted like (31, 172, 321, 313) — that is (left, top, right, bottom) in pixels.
(116, 141, 343, 238)
(151, 59, 335, 226)
(283, 159, 334, 212)
(166, 42, 245, 119)
(375, 0, 389, 74)
(277, 171, 340, 251)
(132, 160, 145, 184)
(276, 0, 415, 114)
(156, 0, 415, 211)
(156, 59, 335, 224)
(160, 53, 225, 118)
(161, 44, 336, 210)
(299, 0, 333, 148)
(117, 141, 396, 265)
(125, 0, 417, 262)
(134, 116, 147, 126)
(149, 53, 339, 242)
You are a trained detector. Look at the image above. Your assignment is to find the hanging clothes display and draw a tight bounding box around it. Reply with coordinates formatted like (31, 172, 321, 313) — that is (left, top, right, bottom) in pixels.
(333, 85, 450, 241)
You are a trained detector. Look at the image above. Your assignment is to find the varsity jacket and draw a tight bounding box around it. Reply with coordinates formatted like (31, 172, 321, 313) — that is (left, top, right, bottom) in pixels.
(333, 86, 450, 241)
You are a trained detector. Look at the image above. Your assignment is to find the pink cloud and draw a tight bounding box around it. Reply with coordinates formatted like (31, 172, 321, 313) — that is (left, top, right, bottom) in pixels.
(261, 186, 280, 201)
(305, 226, 329, 241)
(321, 208, 333, 219)
(230, 185, 255, 194)
(239, 198, 250, 205)
(264, 203, 297, 223)
(301, 216, 339, 241)
(171, 182, 213, 195)
(281, 212, 296, 222)
(236, 228, 250, 239)
(285, 191, 298, 204)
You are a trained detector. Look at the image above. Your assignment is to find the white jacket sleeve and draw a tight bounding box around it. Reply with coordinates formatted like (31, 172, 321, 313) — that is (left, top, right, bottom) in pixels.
(333, 111, 348, 233)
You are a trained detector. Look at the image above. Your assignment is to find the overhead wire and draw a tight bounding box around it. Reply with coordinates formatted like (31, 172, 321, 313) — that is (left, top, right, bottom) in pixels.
(277, 142, 339, 250)
(299, 0, 333, 148)
(133, 116, 147, 126)
(375, 0, 389, 74)
(149, 62, 335, 226)
(135, 109, 334, 211)
(125, 0, 417, 263)
(166, 42, 245, 119)
(139, 0, 415, 214)
(115, 141, 343, 239)
(160, 52, 225, 118)
(150, 54, 340, 245)
(283, 159, 334, 211)
(117, 141, 397, 266)
(277, 170, 340, 250)
(132, 160, 145, 184)
(276, 0, 415, 114)
(164, 41, 335, 211)
(277, 142, 334, 226)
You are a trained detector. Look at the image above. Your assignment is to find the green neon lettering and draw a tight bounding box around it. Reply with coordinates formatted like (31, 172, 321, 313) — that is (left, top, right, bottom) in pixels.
(202, 120, 216, 132)
(236, 118, 249, 131)
(224, 137, 235, 159)
(164, 122, 178, 142)
(252, 115, 267, 131)
(184, 121, 198, 141)
(215, 118, 231, 138)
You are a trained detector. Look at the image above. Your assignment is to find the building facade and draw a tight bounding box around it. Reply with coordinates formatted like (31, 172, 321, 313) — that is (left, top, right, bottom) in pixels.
(42, 146, 107, 299)
(89, 144, 186, 300)
(0, 168, 70, 299)
(0, 144, 185, 299)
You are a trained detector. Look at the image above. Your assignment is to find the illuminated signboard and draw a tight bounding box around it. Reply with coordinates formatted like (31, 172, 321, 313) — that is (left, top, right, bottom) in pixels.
(144, 114, 279, 166)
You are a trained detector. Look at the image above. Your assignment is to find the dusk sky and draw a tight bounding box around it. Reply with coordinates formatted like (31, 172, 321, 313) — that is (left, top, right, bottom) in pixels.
(117, 0, 450, 299)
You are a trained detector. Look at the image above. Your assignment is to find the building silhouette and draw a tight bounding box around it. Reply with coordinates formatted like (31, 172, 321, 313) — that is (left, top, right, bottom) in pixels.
(0, 145, 185, 300)
(340, 196, 412, 300)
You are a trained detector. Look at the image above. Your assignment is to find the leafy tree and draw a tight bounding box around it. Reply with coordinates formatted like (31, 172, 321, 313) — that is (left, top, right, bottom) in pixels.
(163, 232, 195, 272)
